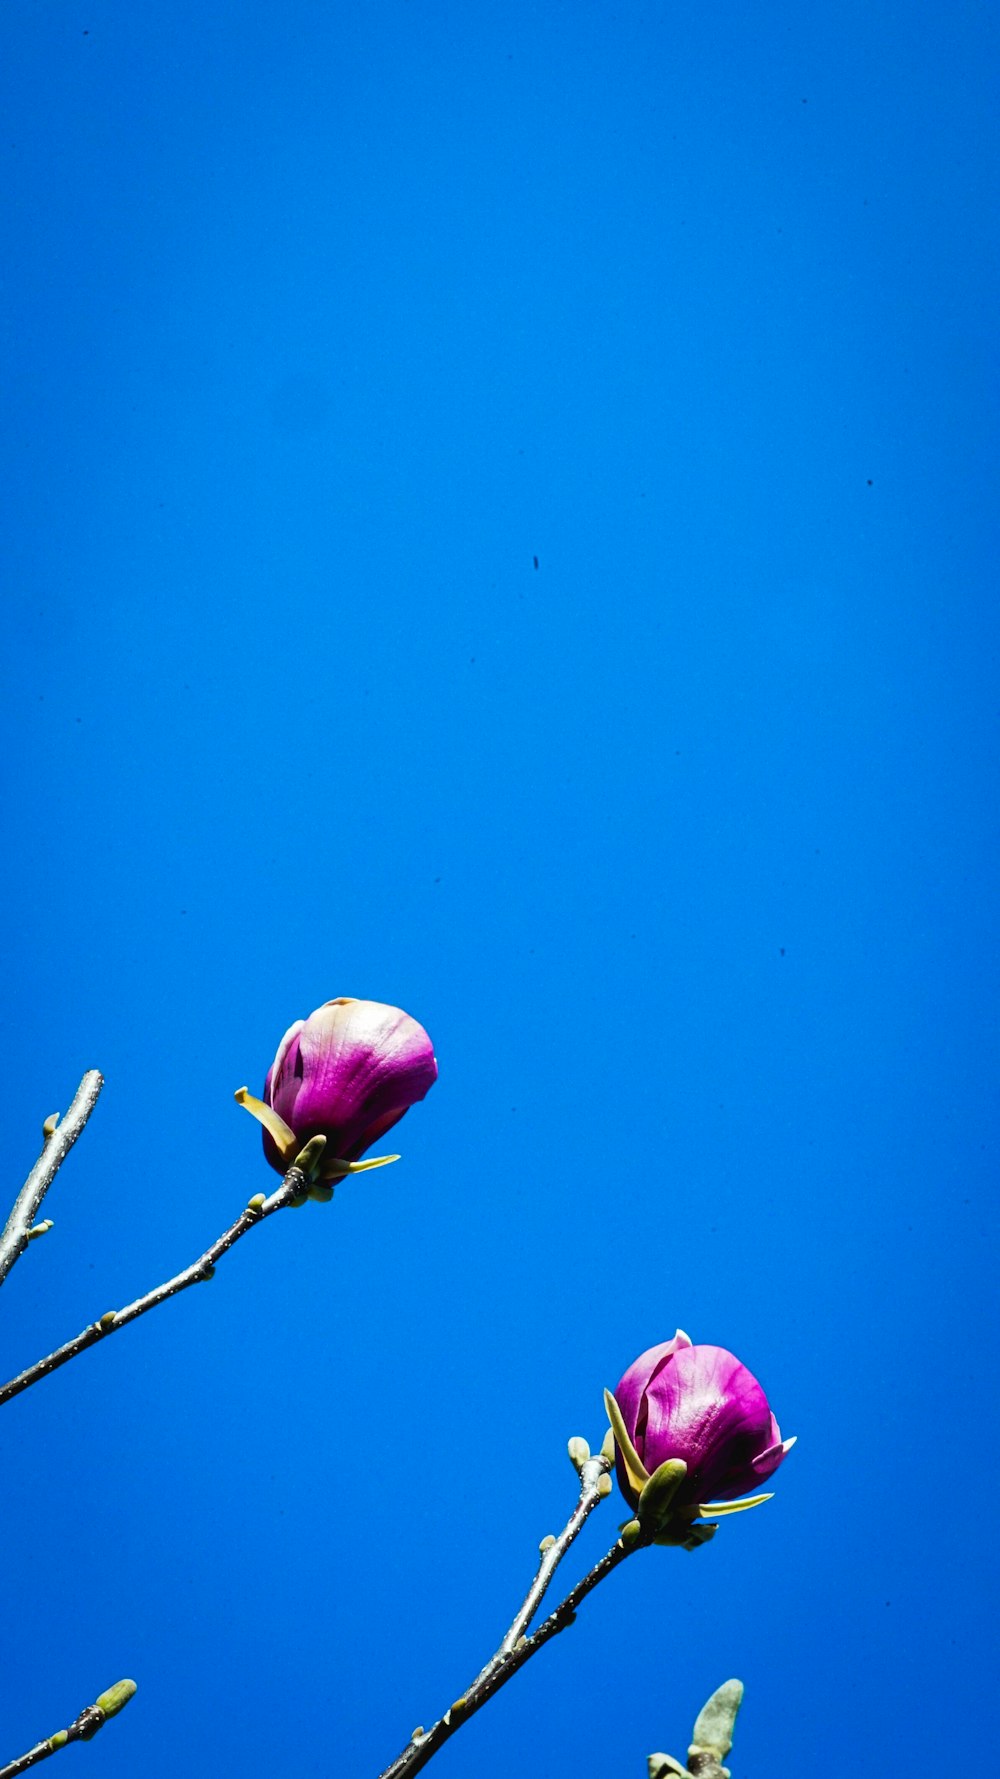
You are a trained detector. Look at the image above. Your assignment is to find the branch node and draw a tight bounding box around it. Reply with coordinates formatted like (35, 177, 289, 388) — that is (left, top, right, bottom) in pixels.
(75, 1708, 104, 1743)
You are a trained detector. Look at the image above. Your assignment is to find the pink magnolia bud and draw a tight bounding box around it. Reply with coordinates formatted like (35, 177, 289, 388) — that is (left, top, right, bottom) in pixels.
(612, 1332, 794, 1511)
(241, 998, 437, 1180)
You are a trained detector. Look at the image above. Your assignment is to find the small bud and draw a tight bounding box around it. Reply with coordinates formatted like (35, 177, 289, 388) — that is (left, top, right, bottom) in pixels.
(94, 1680, 137, 1720)
(28, 1219, 54, 1241)
(449, 1697, 469, 1723)
(567, 1436, 590, 1471)
(648, 1756, 689, 1779)
(49, 1732, 69, 1750)
(690, 1680, 743, 1762)
(246, 1193, 266, 1212)
(410, 1727, 424, 1743)
(539, 1534, 556, 1553)
(596, 1473, 613, 1497)
(99, 1311, 116, 1330)
(43, 1113, 60, 1139)
(620, 1518, 643, 1550)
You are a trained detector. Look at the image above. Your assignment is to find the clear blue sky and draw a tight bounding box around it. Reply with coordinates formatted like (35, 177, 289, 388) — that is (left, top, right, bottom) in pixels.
(2, 4, 996, 1776)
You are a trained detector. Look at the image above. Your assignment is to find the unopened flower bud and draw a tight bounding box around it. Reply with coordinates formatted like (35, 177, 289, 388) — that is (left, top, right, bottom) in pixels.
(608, 1332, 794, 1528)
(238, 998, 437, 1183)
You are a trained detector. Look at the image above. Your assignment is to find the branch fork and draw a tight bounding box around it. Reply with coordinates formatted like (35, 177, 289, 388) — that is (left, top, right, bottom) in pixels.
(377, 1431, 642, 1779)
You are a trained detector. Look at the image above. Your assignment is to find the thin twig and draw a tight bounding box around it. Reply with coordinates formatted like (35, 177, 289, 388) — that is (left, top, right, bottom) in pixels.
(0, 1680, 136, 1779)
(0, 1168, 308, 1409)
(377, 1451, 641, 1779)
(0, 1073, 104, 1289)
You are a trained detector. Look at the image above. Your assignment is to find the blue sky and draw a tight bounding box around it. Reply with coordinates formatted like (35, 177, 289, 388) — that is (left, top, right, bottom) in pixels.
(1, 4, 997, 1776)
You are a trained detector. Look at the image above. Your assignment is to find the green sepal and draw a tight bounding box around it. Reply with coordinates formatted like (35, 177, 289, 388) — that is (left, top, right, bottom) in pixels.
(293, 1134, 328, 1181)
(603, 1388, 649, 1499)
(636, 1459, 688, 1538)
(308, 1181, 335, 1203)
(679, 1521, 718, 1551)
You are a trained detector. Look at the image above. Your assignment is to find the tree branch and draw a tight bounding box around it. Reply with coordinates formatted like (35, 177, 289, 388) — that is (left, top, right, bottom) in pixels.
(377, 1447, 642, 1779)
(0, 1680, 136, 1779)
(0, 1167, 309, 1409)
(0, 1072, 104, 1289)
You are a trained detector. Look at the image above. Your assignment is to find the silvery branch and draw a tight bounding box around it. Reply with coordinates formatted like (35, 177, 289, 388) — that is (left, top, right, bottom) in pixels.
(3, 1002, 791, 1776)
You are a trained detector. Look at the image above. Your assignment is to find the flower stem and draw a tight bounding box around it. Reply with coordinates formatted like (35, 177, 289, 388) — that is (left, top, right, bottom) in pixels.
(376, 1455, 640, 1779)
(0, 1168, 307, 1408)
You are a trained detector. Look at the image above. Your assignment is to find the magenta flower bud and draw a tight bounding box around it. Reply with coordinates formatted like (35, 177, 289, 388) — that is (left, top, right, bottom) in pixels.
(611, 1331, 794, 1514)
(237, 997, 437, 1181)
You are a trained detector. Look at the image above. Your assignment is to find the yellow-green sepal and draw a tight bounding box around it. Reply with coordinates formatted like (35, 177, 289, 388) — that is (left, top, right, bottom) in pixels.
(234, 1088, 297, 1160)
(325, 1152, 401, 1178)
(695, 1492, 774, 1517)
(636, 1459, 689, 1539)
(603, 1388, 650, 1499)
(676, 1520, 718, 1551)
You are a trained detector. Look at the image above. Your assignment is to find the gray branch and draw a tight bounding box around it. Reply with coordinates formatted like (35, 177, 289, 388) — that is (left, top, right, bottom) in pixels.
(0, 1680, 136, 1779)
(377, 1445, 641, 1779)
(0, 1166, 309, 1409)
(0, 1072, 104, 1289)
